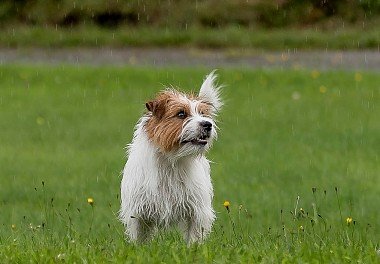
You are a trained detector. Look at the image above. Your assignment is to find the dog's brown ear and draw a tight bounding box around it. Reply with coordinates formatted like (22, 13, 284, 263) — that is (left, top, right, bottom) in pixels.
(146, 100, 165, 119)
(146, 101, 155, 112)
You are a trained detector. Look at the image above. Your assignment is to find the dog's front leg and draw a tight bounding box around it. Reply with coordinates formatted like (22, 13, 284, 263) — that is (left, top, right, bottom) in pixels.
(181, 209, 214, 245)
(126, 217, 154, 243)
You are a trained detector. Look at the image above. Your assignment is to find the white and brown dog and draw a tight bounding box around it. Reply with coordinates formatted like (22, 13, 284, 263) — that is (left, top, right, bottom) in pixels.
(120, 71, 222, 244)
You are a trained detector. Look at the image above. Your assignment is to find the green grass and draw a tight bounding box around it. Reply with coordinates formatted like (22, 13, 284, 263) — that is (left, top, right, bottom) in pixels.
(0, 66, 379, 262)
(1, 25, 380, 50)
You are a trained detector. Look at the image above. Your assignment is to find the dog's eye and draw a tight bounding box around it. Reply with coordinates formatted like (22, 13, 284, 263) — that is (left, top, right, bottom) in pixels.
(200, 109, 208, 116)
(177, 110, 186, 119)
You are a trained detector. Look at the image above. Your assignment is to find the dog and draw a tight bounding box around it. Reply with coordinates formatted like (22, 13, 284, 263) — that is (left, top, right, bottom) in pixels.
(119, 71, 222, 244)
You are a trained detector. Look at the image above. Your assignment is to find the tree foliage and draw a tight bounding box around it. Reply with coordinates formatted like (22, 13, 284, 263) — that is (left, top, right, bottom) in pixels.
(0, 0, 378, 28)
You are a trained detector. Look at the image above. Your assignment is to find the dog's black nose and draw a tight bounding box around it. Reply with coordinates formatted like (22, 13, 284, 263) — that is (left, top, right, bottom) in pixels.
(201, 121, 212, 132)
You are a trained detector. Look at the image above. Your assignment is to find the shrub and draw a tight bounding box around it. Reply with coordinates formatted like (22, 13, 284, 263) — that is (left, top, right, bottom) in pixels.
(0, 0, 378, 28)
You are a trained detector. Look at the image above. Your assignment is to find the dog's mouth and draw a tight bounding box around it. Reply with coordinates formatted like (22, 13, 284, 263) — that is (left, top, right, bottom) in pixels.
(181, 134, 209, 146)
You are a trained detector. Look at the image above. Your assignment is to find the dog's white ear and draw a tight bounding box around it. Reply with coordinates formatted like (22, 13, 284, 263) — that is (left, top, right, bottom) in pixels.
(199, 70, 222, 112)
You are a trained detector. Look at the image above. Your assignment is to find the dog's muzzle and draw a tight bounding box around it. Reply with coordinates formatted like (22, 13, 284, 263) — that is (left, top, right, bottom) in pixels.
(181, 121, 212, 146)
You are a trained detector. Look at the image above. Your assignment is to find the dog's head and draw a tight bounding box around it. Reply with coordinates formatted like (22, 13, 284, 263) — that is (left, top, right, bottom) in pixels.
(144, 71, 222, 159)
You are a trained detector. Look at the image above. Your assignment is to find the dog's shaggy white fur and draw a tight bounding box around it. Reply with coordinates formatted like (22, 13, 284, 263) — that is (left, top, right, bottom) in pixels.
(119, 71, 222, 244)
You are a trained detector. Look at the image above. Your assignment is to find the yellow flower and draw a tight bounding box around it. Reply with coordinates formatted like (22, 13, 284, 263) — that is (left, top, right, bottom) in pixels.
(11, 224, 16, 230)
(87, 197, 94, 206)
(354, 72, 362, 82)
(311, 70, 320, 79)
(319, 85, 327, 93)
(36, 116, 45, 125)
(346, 217, 353, 226)
(299, 225, 304, 231)
(223, 200, 230, 212)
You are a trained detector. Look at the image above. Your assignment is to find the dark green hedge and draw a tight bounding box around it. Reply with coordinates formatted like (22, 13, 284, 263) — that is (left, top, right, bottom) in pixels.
(0, 0, 379, 28)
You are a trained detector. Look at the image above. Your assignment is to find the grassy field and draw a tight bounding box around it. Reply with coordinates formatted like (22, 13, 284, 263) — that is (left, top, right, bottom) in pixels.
(0, 66, 379, 262)
(1, 25, 380, 50)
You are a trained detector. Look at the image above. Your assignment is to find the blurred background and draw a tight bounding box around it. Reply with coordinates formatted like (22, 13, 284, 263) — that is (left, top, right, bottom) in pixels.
(2, 0, 379, 29)
(0, 0, 379, 55)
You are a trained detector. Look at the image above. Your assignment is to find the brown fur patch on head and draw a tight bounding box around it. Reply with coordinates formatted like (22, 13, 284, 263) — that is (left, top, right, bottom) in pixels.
(145, 90, 191, 152)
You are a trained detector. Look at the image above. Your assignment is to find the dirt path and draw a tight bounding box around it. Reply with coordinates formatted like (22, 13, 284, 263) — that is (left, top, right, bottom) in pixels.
(1, 48, 379, 70)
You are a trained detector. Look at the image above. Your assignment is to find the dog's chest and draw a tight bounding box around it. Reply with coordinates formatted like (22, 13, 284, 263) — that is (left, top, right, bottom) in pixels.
(148, 160, 209, 221)
(157, 166, 198, 204)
